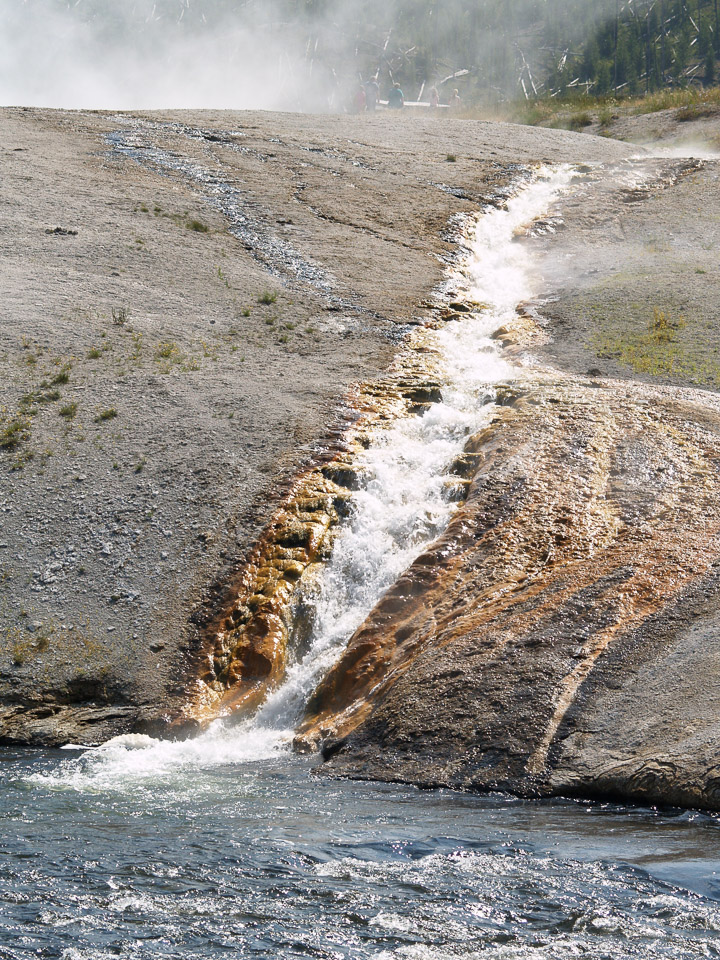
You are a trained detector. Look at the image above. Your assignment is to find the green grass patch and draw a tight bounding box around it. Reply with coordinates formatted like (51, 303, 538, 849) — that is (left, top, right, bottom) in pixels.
(592, 308, 720, 385)
(59, 403, 77, 419)
(649, 307, 685, 343)
(677, 102, 720, 122)
(94, 408, 118, 423)
(0, 417, 30, 450)
(258, 290, 278, 305)
(499, 86, 720, 132)
(187, 219, 209, 233)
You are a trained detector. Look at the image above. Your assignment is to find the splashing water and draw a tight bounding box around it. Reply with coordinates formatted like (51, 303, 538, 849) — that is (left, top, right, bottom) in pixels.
(33, 167, 574, 790)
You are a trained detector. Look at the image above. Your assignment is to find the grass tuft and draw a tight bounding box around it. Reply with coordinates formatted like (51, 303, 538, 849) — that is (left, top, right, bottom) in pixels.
(51, 363, 72, 385)
(94, 408, 118, 423)
(155, 341, 177, 360)
(568, 111, 592, 130)
(649, 307, 684, 343)
(0, 417, 30, 450)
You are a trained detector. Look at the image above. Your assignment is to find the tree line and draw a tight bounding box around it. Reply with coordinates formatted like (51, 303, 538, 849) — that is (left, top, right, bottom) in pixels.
(281, 0, 720, 101)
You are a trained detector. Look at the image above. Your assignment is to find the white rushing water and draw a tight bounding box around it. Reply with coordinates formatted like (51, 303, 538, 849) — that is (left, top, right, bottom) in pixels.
(37, 166, 573, 789)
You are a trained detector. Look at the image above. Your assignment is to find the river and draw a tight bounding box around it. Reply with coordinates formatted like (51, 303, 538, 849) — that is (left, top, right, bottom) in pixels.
(1, 743, 719, 958)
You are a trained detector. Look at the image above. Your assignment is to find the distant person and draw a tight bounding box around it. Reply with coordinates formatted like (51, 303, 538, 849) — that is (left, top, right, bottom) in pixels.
(449, 88, 462, 111)
(388, 82, 404, 109)
(353, 85, 367, 114)
(429, 86, 440, 109)
(327, 69, 340, 112)
(365, 76, 380, 112)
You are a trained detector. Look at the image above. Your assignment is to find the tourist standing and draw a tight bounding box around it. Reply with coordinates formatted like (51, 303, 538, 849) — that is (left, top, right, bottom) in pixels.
(353, 84, 367, 113)
(365, 76, 380, 112)
(388, 82, 404, 109)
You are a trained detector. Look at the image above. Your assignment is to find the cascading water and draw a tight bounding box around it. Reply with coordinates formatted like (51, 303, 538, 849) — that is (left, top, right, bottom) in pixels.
(33, 167, 573, 788)
(250, 166, 574, 736)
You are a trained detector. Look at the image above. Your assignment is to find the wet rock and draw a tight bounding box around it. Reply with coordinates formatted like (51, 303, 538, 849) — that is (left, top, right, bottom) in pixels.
(297, 379, 720, 811)
(401, 384, 443, 405)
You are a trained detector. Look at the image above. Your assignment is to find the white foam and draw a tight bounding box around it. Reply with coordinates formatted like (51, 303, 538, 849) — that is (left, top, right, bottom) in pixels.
(34, 721, 290, 791)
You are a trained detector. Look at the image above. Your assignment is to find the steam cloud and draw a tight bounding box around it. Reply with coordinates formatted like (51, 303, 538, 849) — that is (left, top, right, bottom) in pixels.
(0, 0, 323, 111)
(0, 0, 617, 112)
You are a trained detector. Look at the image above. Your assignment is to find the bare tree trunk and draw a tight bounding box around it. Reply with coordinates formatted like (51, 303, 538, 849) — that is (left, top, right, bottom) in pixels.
(645, 5, 652, 92)
(660, 0, 666, 83)
(614, 0, 619, 93)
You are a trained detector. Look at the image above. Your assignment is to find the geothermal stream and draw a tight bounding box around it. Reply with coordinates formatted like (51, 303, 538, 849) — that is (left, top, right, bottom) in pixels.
(44, 166, 574, 787)
(246, 167, 573, 741)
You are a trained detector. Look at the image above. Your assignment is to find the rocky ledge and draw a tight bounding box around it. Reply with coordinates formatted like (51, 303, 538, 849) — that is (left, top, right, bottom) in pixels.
(298, 370, 720, 811)
(294, 145, 720, 812)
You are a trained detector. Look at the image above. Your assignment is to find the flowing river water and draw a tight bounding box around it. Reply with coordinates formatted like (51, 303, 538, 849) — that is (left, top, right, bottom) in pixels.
(2, 170, 719, 959)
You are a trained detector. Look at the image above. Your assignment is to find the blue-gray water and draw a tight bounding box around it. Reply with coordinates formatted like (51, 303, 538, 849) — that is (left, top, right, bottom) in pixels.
(1, 746, 719, 960)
